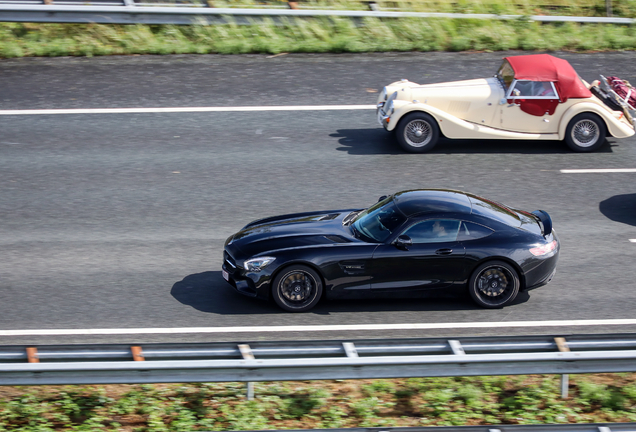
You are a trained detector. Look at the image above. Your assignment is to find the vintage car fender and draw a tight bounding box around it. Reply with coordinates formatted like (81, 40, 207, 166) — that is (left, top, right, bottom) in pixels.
(386, 101, 559, 140)
(557, 101, 635, 139)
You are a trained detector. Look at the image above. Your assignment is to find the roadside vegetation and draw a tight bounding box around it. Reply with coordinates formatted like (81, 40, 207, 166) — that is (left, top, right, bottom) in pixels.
(2, 0, 636, 57)
(2, 374, 636, 431)
(3, 18, 636, 58)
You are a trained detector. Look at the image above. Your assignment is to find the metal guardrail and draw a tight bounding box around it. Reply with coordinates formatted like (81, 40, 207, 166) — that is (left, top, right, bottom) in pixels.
(0, 2, 633, 25)
(2, 333, 636, 386)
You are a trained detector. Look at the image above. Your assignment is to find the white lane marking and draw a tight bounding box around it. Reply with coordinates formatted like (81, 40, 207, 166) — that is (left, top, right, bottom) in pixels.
(630, 239, 636, 243)
(561, 168, 636, 173)
(0, 105, 376, 116)
(2, 319, 636, 336)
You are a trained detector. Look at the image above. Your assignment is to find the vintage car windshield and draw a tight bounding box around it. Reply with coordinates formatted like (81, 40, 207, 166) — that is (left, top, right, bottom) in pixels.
(352, 199, 407, 243)
(496, 60, 515, 92)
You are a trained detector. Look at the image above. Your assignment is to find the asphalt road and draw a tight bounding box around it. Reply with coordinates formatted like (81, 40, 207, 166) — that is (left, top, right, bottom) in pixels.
(1, 52, 636, 346)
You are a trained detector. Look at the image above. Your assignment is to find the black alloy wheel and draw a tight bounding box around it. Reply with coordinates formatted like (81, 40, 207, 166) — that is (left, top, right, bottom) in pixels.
(564, 113, 607, 152)
(272, 265, 323, 312)
(468, 260, 520, 308)
(395, 112, 440, 153)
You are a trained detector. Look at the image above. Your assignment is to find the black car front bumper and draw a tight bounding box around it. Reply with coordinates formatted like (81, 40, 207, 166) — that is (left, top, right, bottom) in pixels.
(222, 250, 273, 300)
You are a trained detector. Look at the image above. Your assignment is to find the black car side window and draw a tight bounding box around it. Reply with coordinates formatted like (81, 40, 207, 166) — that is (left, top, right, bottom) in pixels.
(457, 221, 494, 241)
(402, 219, 461, 244)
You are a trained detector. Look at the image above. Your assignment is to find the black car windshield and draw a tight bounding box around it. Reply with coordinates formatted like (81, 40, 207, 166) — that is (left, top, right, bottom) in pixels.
(352, 198, 407, 242)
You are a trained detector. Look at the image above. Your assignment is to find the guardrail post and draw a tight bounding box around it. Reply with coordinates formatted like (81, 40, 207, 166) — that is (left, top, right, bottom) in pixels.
(26, 347, 39, 363)
(560, 373, 569, 398)
(343, 342, 359, 358)
(246, 381, 254, 400)
(238, 344, 255, 400)
(131, 346, 145, 361)
(606, 0, 612, 17)
(448, 340, 465, 356)
(555, 337, 570, 398)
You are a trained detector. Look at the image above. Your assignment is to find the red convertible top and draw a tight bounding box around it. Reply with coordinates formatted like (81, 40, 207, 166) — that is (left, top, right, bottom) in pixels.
(505, 54, 592, 101)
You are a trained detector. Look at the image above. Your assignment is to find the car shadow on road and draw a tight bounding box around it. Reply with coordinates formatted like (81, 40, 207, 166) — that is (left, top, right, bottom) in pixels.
(331, 128, 616, 155)
(330, 128, 402, 155)
(599, 193, 636, 226)
(171, 271, 278, 315)
(171, 271, 530, 315)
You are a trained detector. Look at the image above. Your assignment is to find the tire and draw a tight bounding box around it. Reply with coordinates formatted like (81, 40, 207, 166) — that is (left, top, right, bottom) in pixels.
(272, 265, 323, 312)
(468, 260, 520, 308)
(395, 112, 440, 153)
(564, 113, 607, 152)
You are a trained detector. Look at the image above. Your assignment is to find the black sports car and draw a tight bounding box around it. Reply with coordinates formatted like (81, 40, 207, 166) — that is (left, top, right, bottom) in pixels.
(222, 189, 559, 312)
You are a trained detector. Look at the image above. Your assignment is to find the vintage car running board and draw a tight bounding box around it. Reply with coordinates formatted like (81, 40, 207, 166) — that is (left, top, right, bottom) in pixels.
(439, 116, 560, 140)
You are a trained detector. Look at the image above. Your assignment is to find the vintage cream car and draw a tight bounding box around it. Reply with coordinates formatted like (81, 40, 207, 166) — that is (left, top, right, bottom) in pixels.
(376, 54, 635, 152)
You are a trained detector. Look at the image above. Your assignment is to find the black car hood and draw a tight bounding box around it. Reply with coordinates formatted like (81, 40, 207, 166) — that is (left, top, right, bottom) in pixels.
(227, 209, 361, 258)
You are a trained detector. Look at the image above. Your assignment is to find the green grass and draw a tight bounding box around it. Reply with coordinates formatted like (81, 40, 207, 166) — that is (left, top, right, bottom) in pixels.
(2, 374, 636, 431)
(2, 18, 636, 58)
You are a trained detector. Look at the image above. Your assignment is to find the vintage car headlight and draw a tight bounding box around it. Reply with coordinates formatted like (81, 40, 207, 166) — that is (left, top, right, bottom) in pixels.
(385, 99, 395, 115)
(243, 256, 276, 272)
(377, 87, 388, 109)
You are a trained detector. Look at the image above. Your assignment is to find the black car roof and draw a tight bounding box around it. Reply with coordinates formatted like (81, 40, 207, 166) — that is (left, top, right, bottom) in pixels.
(392, 189, 472, 217)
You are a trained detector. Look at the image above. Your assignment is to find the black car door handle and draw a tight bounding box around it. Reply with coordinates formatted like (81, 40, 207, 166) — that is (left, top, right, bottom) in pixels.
(435, 248, 453, 255)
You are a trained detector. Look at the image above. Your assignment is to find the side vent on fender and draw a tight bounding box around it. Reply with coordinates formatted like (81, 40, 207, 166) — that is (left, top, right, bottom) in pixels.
(318, 213, 339, 221)
(324, 235, 350, 243)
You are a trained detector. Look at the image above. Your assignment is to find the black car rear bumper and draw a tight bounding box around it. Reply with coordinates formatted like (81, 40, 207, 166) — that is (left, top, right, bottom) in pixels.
(522, 241, 560, 290)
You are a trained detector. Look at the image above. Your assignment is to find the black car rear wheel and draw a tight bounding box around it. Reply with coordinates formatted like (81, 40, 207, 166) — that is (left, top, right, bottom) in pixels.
(272, 265, 323, 312)
(469, 261, 520, 308)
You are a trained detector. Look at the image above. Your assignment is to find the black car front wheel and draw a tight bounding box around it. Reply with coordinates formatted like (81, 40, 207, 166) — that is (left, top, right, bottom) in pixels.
(395, 112, 440, 153)
(272, 265, 323, 312)
(468, 261, 520, 308)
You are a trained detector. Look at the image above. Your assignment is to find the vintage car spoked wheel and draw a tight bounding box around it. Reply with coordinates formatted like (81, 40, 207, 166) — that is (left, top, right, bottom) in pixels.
(396, 112, 440, 153)
(468, 261, 520, 308)
(565, 113, 606, 152)
(272, 265, 323, 312)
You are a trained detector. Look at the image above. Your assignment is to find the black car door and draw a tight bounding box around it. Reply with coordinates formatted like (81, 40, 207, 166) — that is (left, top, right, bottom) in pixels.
(316, 243, 381, 294)
(370, 219, 466, 291)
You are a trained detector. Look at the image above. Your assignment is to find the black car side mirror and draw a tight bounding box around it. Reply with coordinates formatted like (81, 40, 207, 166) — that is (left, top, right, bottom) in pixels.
(378, 195, 388, 202)
(394, 235, 412, 250)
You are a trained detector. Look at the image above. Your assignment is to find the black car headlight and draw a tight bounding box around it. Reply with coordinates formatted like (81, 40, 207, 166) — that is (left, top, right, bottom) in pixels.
(243, 256, 276, 272)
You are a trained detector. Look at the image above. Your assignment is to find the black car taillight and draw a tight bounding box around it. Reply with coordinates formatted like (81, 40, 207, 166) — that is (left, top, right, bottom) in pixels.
(530, 240, 557, 256)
